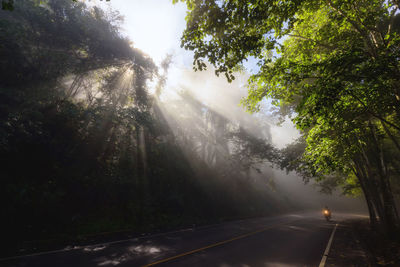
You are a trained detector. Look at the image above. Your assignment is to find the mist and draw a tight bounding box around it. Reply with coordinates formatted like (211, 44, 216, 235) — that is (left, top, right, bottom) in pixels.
(0, 1, 368, 257)
(158, 65, 367, 214)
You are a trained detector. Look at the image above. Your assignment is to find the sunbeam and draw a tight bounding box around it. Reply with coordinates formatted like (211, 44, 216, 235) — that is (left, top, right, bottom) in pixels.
(1, 1, 381, 266)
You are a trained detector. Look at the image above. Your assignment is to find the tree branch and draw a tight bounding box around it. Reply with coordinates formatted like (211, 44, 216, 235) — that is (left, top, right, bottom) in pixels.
(287, 34, 336, 50)
(344, 88, 400, 131)
(325, 0, 377, 57)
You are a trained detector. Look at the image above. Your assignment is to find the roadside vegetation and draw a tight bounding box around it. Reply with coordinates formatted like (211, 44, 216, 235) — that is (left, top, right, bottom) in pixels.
(1, 0, 290, 257)
(2, 0, 400, 262)
(176, 0, 400, 237)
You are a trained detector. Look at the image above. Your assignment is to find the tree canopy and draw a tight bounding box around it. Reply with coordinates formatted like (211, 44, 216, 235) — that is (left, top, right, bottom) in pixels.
(177, 0, 400, 233)
(1, 0, 286, 256)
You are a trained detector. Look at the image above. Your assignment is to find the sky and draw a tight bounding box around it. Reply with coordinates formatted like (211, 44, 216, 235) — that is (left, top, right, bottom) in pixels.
(94, 0, 189, 64)
(91, 0, 300, 148)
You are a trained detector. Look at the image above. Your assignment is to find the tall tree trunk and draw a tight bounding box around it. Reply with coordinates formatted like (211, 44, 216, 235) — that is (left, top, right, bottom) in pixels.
(139, 126, 147, 179)
(369, 122, 399, 233)
(353, 160, 378, 228)
(359, 149, 387, 228)
(134, 125, 148, 226)
(381, 120, 400, 154)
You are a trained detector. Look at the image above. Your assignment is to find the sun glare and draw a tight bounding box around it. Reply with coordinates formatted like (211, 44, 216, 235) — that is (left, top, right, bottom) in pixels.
(92, 0, 299, 148)
(98, 0, 187, 64)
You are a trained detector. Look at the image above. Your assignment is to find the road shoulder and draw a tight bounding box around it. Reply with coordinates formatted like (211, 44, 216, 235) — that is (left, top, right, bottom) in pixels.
(326, 219, 370, 266)
(326, 219, 400, 266)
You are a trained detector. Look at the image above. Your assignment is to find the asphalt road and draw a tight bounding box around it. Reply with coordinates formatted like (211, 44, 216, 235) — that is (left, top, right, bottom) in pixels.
(0, 212, 366, 267)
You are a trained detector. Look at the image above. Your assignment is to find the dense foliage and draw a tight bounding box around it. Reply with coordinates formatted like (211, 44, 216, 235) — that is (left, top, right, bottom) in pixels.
(178, 0, 400, 234)
(0, 0, 285, 255)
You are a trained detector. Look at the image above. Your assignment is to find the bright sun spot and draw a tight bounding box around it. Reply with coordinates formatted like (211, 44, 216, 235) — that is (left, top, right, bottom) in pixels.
(92, 0, 190, 100)
(96, 0, 187, 64)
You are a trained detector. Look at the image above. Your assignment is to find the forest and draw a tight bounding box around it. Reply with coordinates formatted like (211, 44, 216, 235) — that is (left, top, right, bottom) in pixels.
(175, 0, 400, 235)
(1, 0, 400, 261)
(0, 0, 293, 256)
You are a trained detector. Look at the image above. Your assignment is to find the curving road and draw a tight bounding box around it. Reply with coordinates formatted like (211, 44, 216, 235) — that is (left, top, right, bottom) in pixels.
(0, 212, 366, 267)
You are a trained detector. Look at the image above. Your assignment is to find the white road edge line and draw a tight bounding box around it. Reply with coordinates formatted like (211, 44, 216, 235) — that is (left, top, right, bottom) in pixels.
(319, 223, 339, 267)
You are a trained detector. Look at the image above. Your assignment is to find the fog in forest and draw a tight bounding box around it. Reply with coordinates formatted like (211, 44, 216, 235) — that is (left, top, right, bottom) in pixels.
(160, 66, 367, 213)
(0, 0, 369, 256)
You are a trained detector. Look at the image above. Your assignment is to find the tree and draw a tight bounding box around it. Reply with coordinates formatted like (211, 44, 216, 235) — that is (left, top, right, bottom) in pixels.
(0, 0, 161, 249)
(1, 1, 290, 253)
(177, 0, 400, 233)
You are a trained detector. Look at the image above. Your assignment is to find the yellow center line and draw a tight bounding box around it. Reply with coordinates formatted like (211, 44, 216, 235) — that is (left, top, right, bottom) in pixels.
(142, 221, 292, 267)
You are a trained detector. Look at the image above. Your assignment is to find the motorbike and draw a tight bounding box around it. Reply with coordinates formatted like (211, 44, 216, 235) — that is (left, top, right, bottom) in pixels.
(323, 209, 331, 222)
